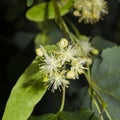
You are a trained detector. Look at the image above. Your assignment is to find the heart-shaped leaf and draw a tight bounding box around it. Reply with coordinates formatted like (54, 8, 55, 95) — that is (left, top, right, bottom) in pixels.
(91, 46, 120, 120)
(92, 36, 116, 51)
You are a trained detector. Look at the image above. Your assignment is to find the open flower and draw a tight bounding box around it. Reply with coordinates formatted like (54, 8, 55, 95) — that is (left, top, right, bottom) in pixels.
(58, 44, 79, 64)
(77, 39, 94, 56)
(73, 0, 108, 24)
(71, 58, 88, 79)
(40, 53, 61, 75)
(47, 71, 69, 92)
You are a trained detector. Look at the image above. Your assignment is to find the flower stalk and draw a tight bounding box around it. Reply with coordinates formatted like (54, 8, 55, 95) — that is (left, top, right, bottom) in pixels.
(59, 87, 66, 112)
(52, 0, 69, 38)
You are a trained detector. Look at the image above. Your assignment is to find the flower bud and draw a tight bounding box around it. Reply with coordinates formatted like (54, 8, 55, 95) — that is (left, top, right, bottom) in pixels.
(66, 70, 75, 79)
(92, 48, 99, 55)
(36, 48, 44, 57)
(43, 77, 48, 82)
(58, 38, 68, 49)
(73, 10, 81, 17)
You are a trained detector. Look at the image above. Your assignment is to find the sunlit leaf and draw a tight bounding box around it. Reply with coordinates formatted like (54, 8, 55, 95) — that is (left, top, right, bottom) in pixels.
(91, 46, 120, 120)
(2, 57, 47, 120)
(26, 0, 74, 22)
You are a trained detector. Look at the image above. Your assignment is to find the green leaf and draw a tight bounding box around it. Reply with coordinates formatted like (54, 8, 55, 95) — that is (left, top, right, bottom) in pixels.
(27, 0, 33, 7)
(29, 109, 98, 120)
(45, 45, 59, 52)
(91, 46, 120, 120)
(2, 57, 47, 120)
(28, 114, 55, 120)
(71, 87, 91, 110)
(26, 0, 74, 22)
(58, 110, 98, 120)
(92, 36, 116, 51)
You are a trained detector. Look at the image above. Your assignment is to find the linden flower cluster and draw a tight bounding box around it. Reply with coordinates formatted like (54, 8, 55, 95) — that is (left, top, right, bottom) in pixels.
(73, 0, 108, 24)
(36, 38, 94, 92)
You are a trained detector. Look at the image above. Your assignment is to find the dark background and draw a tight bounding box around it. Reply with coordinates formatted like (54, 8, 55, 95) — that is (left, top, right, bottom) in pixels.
(0, 0, 120, 119)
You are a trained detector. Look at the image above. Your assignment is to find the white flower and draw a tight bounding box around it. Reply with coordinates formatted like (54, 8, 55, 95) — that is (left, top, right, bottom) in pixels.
(57, 38, 69, 49)
(73, 0, 108, 24)
(77, 40, 94, 56)
(39, 45, 47, 55)
(40, 53, 61, 75)
(36, 38, 94, 92)
(71, 58, 88, 79)
(47, 72, 69, 92)
(58, 44, 79, 64)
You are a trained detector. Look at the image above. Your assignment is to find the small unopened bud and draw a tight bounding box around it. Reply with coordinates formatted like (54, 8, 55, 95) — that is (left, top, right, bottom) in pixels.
(66, 70, 75, 79)
(43, 77, 48, 82)
(58, 38, 68, 49)
(92, 48, 99, 55)
(36, 48, 44, 57)
(102, 102, 107, 109)
(73, 10, 80, 17)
